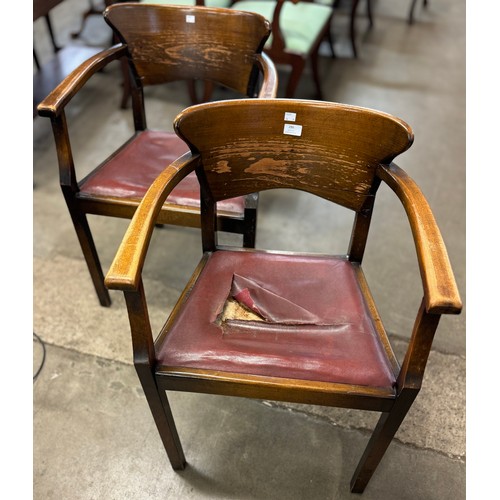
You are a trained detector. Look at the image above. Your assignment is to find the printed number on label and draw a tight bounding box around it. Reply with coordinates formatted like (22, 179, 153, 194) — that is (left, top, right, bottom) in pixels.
(283, 124, 302, 137)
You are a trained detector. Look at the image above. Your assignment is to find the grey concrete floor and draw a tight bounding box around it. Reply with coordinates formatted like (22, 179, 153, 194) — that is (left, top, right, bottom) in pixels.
(32, 0, 466, 498)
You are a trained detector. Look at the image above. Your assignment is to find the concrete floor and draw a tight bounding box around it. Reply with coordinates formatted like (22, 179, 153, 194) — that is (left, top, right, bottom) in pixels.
(32, 0, 466, 498)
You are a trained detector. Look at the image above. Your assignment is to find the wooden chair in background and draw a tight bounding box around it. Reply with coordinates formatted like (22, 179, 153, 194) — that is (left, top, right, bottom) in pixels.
(231, 0, 333, 98)
(37, 3, 277, 307)
(312, 0, 374, 59)
(105, 98, 462, 492)
(33, 0, 106, 118)
(408, 0, 428, 24)
(335, 0, 373, 58)
(70, 0, 127, 40)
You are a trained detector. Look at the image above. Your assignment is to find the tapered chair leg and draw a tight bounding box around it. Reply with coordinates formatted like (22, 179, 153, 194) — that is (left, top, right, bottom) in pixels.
(69, 211, 112, 307)
(350, 391, 418, 493)
(139, 375, 186, 470)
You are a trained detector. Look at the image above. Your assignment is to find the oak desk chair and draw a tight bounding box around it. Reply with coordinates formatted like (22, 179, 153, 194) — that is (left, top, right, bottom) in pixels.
(231, 0, 334, 98)
(105, 98, 462, 492)
(37, 3, 278, 307)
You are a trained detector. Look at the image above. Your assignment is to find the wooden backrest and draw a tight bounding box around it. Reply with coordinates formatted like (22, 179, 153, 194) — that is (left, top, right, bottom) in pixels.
(104, 3, 271, 95)
(174, 99, 414, 212)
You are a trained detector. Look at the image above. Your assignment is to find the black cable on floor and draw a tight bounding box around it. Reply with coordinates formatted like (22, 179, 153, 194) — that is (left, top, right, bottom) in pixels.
(33, 332, 46, 381)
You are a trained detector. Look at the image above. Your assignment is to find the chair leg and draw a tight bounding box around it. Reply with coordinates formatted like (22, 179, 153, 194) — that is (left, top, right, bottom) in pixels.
(44, 14, 61, 53)
(187, 80, 199, 105)
(138, 370, 186, 470)
(69, 211, 112, 307)
(71, 0, 100, 40)
(201, 80, 215, 103)
(350, 0, 360, 58)
(34, 49, 41, 71)
(350, 0, 374, 58)
(326, 23, 336, 59)
(408, 0, 418, 24)
(366, 0, 374, 28)
(119, 56, 132, 110)
(310, 50, 324, 100)
(242, 207, 257, 248)
(350, 390, 417, 493)
(284, 58, 306, 98)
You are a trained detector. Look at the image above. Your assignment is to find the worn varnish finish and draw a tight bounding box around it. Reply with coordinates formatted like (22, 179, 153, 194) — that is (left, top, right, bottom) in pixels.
(105, 99, 462, 493)
(174, 99, 413, 211)
(108, 5, 268, 92)
(37, 3, 277, 307)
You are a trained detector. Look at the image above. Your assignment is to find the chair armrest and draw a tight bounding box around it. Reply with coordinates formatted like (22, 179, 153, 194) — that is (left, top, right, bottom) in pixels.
(376, 163, 462, 315)
(105, 152, 200, 292)
(256, 52, 278, 98)
(37, 43, 128, 118)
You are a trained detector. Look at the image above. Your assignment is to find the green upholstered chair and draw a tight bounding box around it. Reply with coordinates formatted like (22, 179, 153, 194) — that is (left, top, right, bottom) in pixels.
(231, 0, 333, 98)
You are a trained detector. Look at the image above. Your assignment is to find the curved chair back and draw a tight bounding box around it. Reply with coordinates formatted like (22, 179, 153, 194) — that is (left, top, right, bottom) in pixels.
(105, 3, 271, 96)
(174, 98, 414, 211)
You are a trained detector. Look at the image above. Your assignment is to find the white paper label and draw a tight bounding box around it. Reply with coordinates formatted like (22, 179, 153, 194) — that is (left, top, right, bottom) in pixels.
(186, 15, 195, 23)
(284, 112, 296, 122)
(283, 123, 302, 137)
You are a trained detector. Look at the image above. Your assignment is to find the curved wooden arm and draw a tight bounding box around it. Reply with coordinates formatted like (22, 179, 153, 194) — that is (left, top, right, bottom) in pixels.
(256, 52, 278, 98)
(105, 152, 200, 292)
(37, 44, 128, 118)
(377, 163, 462, 315)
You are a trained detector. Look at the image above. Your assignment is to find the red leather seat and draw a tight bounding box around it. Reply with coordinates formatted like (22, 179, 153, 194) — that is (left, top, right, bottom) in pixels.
(80, 131, 245, 213)
(159, 250, 396, 389)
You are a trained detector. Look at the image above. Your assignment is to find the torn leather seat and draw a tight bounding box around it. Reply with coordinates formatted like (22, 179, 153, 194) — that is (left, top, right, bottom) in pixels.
(157, 250, 397, 389)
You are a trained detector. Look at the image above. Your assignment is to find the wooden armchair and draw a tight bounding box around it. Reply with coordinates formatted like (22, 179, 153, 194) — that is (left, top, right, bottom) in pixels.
(37, 3, 277, 307)
(105, 98, 462, 492)
(231, 0, 334, 98)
